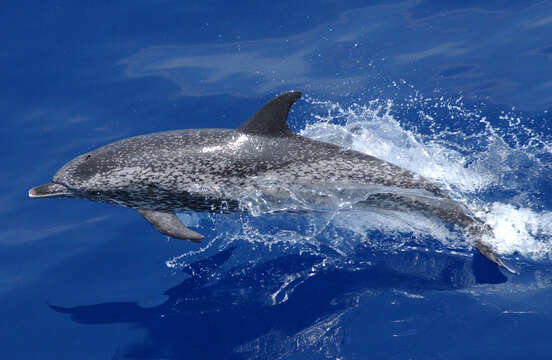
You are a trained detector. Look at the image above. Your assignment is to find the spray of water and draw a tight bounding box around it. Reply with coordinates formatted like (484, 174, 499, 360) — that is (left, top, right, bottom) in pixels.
(168, 93, 552, 273)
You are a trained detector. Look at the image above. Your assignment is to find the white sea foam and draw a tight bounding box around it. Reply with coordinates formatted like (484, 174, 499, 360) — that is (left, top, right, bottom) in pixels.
(297, 95, 552, 262)
(475, 203, 552, 259)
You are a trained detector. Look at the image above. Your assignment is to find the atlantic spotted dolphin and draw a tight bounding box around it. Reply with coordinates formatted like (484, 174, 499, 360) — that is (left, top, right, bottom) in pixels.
(29, 91, 512, 272)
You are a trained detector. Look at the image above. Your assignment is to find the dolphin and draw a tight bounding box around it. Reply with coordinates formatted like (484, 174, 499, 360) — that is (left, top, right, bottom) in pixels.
(29, 91, 513, 272)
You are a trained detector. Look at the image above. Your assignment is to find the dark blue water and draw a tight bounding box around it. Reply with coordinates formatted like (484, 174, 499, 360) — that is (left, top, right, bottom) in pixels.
(3, 1, 552, 359)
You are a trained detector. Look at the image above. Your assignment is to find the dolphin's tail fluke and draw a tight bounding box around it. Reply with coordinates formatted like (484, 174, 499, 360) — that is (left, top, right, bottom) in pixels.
(468, 223, 518, 274)
(473, 239, 518, 274)
(357, 193, 518, 273)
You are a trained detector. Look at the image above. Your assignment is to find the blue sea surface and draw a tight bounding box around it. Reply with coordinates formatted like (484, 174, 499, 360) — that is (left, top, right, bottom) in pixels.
(2, 1, 552, 359)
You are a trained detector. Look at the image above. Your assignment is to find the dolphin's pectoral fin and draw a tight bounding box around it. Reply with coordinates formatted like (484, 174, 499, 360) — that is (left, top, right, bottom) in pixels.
(473, 239, 518, 274)
(137, 209, 204, 242)
(239, 91, 301, 137)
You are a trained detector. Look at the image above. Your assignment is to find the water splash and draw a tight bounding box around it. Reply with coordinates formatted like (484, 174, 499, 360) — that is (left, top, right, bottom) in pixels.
(169, 93, 552, 275)
(476, 203, 552, 259)
(299, 94, 552, 261)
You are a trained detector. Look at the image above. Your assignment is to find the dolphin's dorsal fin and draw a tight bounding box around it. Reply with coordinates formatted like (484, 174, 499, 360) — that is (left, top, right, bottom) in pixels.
(239, 91, 301, 136)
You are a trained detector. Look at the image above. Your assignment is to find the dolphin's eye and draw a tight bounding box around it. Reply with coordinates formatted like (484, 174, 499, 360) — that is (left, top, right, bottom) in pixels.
(85, 154, 92, 160)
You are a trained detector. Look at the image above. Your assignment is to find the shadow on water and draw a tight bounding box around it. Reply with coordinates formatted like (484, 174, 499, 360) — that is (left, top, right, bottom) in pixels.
(50, 244, 506, 359)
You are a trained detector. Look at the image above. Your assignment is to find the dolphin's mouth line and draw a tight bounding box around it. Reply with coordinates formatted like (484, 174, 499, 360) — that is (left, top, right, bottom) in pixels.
(28, 182, 73, 199)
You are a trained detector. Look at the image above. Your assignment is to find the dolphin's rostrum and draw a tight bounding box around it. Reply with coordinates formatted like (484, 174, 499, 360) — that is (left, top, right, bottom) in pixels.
(29, 91, 514, 272)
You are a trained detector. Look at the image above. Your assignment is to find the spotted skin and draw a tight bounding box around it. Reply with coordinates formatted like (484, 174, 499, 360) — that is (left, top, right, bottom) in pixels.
(29, 91, 513, 272)
(51, 130, 448, 213)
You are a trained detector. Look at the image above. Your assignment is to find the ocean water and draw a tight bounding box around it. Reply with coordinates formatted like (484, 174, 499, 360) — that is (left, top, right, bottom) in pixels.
(2, 1, 552, 359)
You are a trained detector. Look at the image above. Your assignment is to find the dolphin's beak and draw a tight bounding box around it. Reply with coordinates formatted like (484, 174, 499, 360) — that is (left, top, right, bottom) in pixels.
(28, 183, 71, 199)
